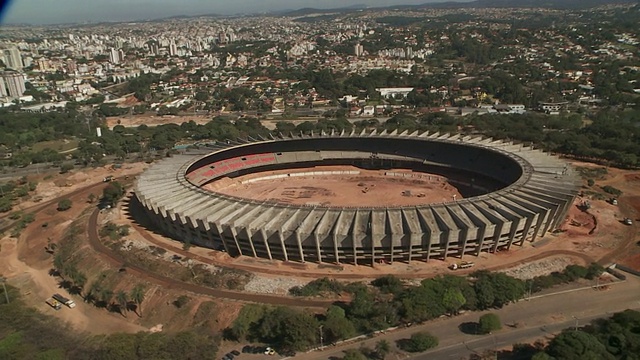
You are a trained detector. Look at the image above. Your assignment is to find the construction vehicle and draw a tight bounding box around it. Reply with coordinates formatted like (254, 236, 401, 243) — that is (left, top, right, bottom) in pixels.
(449, 261, 475, 270)
(52, 293, 76, 308)
(103, 175, 114, 182)
(45, 297, 62, 310)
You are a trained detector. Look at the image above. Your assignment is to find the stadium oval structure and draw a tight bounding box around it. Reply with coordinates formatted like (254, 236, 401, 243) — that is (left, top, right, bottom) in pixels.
(134, 130, 580, 266)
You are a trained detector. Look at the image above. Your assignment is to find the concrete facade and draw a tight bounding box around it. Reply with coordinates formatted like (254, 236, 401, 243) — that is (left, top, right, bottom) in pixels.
(134, 130, 580, 266)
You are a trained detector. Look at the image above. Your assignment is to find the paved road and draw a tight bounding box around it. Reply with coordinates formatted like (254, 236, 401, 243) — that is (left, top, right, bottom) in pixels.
(299, 275, 640, 360)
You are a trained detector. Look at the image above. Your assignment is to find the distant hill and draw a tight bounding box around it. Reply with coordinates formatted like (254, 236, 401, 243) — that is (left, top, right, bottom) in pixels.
(282, 0, 636, 16)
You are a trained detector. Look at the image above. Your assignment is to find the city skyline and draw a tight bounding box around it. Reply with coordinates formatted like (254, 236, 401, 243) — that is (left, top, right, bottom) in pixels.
(1, 0, 463, 25)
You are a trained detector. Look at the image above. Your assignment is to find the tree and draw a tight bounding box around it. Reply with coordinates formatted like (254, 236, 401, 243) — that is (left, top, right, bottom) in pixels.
(56, 199, 72, 211)
(375, 340, 391, 359)
(130, 284, 146, 317)
(116, 290, 128, 318)
(324, 305, 357, 343)
(546, 330, 615, 360)
(87, 193, 96, 203)
(478, 313, 502, 334)
(442, 288, 466, 315)
(59, 163, 73, 174)
(341, 349, 367, 360)
(398, 332, 439, 353)
(102, 181, 125, 206)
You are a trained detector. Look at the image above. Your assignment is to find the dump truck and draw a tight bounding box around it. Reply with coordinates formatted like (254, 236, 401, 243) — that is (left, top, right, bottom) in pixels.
(45, 297, 62, 310)
(449, 261, 475, 270)
(52, 293, 76, 308)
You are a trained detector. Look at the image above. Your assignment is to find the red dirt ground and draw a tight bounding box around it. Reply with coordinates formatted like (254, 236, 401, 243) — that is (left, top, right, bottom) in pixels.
(206, 166, 463, 207)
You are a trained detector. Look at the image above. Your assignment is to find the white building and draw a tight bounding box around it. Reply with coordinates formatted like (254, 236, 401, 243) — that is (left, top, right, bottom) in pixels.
(2, 71, 26, 98)
(2, 47, 23, 70)
(376, 87, 414, 99)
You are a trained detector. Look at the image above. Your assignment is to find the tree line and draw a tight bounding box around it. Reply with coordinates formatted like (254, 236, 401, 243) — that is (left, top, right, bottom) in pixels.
(226, 263, 603, 352)
(0, 283, 218, 360)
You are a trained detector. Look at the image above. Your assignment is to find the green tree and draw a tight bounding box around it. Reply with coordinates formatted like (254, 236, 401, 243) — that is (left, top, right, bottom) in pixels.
(59, 163, 73, 174)
(375, 339, 391, 359)
(324, 305, 357, 343)
(227, 304, 267, 341)
(102, 181, 125, 206)
(342, 349, 367, 360)
(257, 307, 319, 351)
(478, 313, 502, 334)
(398, 332, 439, 353)
(442, 288, 466, 315)
(130, 284, 146, 317)
(56, 199, 72, 211)
(546, 330, 615, 360)
(115, 290, 128, 318)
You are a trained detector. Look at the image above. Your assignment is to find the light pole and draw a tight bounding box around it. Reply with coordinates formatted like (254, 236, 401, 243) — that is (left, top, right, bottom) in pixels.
(0, 276, 9, 304)
(572, 316, 579, 331)
(319, 325, 324, 349)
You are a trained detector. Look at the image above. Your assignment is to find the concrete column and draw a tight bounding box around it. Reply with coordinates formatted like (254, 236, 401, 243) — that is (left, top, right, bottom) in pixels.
(295, 231, 305, 263)
(229, 227, 247, 257)
(244, 228, 258, 258)
(530, 210, 549, 242)
(492, 222, 506, 253)
(475, 226, 487, 256)
(521, 215, 536, 244)
(506, 218, 522, 250)
(333, 234, 340, 264)
(210, 222, 229, 253)
(217, 223, 241, 256)
(278, 232, 289, 262)
(260, 229, 273, 260)
(314, 233, 322, 263)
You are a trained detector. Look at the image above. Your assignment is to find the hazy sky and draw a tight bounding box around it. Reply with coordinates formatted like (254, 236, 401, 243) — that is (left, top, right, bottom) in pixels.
(0, 0, 455, 25)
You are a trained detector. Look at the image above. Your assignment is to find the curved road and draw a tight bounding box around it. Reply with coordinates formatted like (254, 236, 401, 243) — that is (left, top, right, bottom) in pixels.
(87, 208, 334, 308)
(3, 179, 622, 309)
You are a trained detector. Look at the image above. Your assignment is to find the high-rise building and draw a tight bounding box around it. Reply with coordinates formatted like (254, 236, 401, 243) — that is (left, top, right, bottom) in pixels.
(118, 49, 125, 63)
(109, 48, 120, 64)
(2, 48, 23, 70)
(218, 32, 227, 44)
(354, 43, 364, 57)
(169, 39, 178, 56)
(0, 77, 7, 97)
(2, 71, 26, 98)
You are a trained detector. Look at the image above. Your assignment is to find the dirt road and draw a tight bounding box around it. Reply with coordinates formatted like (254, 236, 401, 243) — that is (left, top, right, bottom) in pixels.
(87, 208, 333, 308)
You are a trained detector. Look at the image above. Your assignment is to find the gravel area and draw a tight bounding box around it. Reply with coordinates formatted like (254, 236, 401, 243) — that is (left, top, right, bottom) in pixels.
(500, 257, 574, 280)
(243, 275, 310, 295)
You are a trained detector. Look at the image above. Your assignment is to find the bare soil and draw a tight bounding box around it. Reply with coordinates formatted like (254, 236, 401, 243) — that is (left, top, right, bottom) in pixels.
(119, 160, 640, 283)
(0, 164, 241, 335)
(206, 166, 463, 207)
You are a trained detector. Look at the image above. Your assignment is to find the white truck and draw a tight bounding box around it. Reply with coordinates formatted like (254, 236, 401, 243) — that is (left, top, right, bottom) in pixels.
(449, 261, 475, 270)
(52, 293, 76, 308)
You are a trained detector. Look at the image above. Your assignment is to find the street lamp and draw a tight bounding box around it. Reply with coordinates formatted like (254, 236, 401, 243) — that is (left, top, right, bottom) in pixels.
(0, 276, 9, 304)
(319, 325, 324, 349)
(572, 316, 579, 331)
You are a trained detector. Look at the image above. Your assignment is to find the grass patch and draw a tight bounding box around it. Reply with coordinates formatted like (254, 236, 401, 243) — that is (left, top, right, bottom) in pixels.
(575, 166, 608, 180)
(30, 139, 79, 153)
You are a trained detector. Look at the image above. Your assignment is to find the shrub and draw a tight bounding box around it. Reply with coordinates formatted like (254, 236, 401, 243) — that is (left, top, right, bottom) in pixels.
(397, 332, 439, 352)
(57, 199, 72, 211)
(289, 277, 345, 297)
(478, 313, 502, 334)
(59, 163, 74, 174)
(587, 179, 595, 187)
(601, 185, 622, 197)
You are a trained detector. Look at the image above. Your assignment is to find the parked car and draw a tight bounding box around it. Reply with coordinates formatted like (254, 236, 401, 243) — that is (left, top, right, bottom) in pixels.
(623, 218, 633, 225)
(230, 350, 240, 356)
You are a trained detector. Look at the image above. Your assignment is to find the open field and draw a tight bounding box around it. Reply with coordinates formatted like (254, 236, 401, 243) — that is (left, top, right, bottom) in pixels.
(207, 166, 463, 207)
(30, 139, 79, 153)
